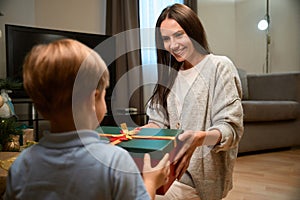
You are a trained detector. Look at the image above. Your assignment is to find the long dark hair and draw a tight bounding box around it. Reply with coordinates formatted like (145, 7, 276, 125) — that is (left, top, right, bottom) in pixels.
(148, 3, 210, 119)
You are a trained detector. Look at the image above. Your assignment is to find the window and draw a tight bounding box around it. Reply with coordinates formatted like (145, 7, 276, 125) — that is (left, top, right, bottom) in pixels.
(139, 0, 183, 66)
(139, 0, 183, 103)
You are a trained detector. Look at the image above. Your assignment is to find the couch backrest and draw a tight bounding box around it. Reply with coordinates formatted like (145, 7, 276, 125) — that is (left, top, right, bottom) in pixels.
(247, 72, 300, 102)
(237, 68, 249, 100)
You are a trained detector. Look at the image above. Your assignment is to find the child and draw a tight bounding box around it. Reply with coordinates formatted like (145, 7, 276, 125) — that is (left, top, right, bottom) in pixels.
(4, 39, 169, 200)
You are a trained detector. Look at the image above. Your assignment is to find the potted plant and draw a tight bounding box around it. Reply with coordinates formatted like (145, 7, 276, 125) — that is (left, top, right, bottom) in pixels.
(0, 78, 22, 151)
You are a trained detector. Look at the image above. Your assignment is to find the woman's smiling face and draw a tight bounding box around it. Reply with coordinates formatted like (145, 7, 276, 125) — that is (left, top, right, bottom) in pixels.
(160, 18, 196, 64)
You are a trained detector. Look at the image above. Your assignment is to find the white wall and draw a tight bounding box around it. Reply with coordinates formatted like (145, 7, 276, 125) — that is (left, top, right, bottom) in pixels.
(198, 0, 300, 74)
(35, 0, 106, 34)
(268, 0, 300, 73)
(198, 0, 237, 64)
(0, 0, 36, 79)
(235, 0, 300, 73)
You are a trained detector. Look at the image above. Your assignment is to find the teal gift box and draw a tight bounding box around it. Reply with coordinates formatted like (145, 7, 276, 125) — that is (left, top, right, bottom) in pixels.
(96, 126, 183, 195)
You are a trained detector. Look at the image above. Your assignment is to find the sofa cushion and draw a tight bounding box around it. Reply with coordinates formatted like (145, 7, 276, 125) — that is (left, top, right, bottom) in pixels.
(242, 100, 299, 122)
(237, 68, 249, 100)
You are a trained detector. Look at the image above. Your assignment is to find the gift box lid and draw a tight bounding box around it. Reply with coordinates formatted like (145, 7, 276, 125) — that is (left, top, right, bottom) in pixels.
(97, 126, 183, 158)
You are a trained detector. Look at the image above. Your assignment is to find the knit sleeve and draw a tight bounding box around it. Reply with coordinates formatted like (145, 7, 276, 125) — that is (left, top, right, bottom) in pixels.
(208, 57, 244, 152)
(146, 102, 169, 128)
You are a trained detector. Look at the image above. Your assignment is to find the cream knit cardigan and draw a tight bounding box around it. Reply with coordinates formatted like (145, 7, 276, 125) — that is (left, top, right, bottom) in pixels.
(147, 54, 244, 200)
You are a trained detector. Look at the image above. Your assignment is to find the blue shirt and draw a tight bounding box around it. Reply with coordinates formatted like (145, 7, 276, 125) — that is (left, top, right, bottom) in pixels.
(4, 130, 150, 200)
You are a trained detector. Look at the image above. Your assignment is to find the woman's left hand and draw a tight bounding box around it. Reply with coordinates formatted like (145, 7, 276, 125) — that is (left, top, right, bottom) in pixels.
(174, 130, 206, 179)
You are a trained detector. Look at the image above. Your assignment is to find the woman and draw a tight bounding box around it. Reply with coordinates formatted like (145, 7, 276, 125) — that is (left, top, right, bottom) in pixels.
(143, 4, 244, 200)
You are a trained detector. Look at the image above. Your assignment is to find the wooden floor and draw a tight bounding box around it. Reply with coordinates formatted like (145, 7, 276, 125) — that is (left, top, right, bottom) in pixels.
(223, 148, 300, 200)
(1, 149, 299, 199)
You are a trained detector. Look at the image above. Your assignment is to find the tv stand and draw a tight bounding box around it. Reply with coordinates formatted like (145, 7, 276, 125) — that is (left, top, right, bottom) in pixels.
(12, 99, 147, 141)
(12, 99, 41, 141)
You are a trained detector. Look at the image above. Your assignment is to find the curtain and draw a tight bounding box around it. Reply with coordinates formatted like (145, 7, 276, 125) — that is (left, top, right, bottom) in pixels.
(106, 0, 144, 115)
(184, 0, 198, 14)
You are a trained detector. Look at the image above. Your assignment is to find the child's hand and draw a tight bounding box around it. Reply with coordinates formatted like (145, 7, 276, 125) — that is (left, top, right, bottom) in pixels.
(142, 153, 170, 199)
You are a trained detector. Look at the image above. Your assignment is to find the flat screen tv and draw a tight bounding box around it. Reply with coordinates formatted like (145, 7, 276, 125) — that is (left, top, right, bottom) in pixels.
(5, 24, 116, 105)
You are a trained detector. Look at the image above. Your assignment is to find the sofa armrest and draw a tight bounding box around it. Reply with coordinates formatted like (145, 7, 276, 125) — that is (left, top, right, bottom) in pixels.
(247, 72, 300, 102)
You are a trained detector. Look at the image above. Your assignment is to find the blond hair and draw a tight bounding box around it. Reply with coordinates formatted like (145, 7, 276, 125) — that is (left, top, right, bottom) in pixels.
(23, 39, 109, 119)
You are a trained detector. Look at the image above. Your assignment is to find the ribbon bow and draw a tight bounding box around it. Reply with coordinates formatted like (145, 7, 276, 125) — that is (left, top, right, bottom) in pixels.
(99, 123, 176, 146)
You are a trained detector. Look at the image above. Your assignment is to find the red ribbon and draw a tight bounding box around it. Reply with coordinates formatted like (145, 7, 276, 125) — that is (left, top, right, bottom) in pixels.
(99, 129, 176, 146)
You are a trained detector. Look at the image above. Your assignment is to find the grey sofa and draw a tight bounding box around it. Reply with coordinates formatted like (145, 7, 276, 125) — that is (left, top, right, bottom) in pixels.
(237, 70, 300, 153)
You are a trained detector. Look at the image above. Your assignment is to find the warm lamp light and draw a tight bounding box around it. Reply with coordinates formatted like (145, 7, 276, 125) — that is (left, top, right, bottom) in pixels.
(258, 0, 271, 73)
(258, 0, 270, 32)
(258, 19, 269, 31)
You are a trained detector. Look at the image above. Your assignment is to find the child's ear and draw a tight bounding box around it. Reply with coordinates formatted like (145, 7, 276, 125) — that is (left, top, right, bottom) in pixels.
(92, 89, 104, 109)
(90, 89, 98, 112)
(94, 89, 102, 100)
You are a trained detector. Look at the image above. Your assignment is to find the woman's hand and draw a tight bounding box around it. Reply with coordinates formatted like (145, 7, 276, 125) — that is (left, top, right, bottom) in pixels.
(143, 153, 170, 199)
(174, 130, 206, 179)
(174, 129, 222, 179)
(131, 122, 160, 135)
